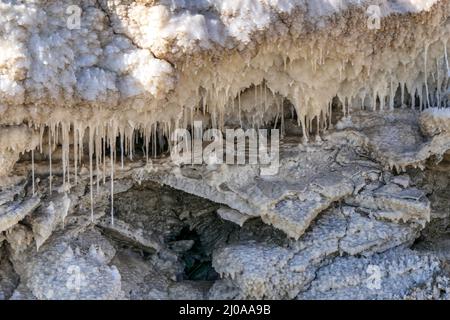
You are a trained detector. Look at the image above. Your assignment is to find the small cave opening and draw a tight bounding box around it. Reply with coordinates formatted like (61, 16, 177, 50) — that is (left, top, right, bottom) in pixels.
(174, 226, 219, 281)
(99, 180, 226, 284)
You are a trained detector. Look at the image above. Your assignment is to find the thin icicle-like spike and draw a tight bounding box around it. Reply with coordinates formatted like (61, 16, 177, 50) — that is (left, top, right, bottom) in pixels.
(110, 156, 114, 226)
(48, 129, 52, 194)
(89, 126, 94, 222)
(130, 129, 134, 160)
(95, 125, 101, 192)
(238, 91, 242, 127)
(150, 125, 153, 159)
(103, 126, 106, 185)
(445, 41, 450, 77)
(145, 126, 149, 164)
(110, 124, 115, 226)
(62, 129, 66, 190)
(31, 149, 35, 196)
(74, 123, 78, 185)
(120, 131, 124, 169)
(437, 57, 441, 107)
(301, 115, 308, 143)
(61, 122, 69, 189)
(78, 127, 82, 165)
(444, 41, 450, 108)
(424, 44, 431, 109)
(39, 126, 44, 153)
(66, 124, 70, 185)
(153, 123, 157, 158)
(281, 97, 285, 136)
(134, 129, 138, 155)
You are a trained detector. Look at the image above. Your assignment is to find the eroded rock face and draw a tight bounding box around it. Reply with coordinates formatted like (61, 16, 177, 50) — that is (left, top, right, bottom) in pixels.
(0, 108, 449, 300)
(1, 0, 450, 301)
(298, 248, 443, 300)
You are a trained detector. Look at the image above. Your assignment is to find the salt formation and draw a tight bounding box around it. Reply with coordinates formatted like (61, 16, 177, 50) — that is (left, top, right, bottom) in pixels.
(1, 0, 450, 300)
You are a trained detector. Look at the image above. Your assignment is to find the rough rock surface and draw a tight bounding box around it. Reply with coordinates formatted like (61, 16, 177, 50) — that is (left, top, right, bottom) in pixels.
(1, 0, 450, 301)
(1, 108, 450, 299)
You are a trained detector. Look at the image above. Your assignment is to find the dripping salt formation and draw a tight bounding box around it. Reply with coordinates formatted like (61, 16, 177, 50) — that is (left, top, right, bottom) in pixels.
(1, 0, 449, 128)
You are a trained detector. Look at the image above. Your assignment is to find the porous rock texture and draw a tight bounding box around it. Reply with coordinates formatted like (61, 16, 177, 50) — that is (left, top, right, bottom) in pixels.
(1, 0, 450, 300)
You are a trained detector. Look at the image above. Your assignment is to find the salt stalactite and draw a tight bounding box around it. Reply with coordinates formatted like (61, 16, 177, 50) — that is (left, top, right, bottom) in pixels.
(445, 41, 450, 76)
(144, 126, 149, 164)
(58, 123, 64, 188)
(31, 149, 35, 196)
(89, 126, 94, 222)
(95, 125, 101, 192)
(109, 122, 116, 226)
(436, 57, 441, 108)
(153, 123, 157, 158)
(39, 126, 44, 153)
(102, 125, 107, 185)
(444, 42, 450, 108)
(61, 122, 70, 190)
(120, 131, 124, 169)
(445, 42, 450, 99)
(16, 26, 450, 228)
(48, 129, 52, 194)
(424, 44, 431, 109)
(73, 124, 78, 185)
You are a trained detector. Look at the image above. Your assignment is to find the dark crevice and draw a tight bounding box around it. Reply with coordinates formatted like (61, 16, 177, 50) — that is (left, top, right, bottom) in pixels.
(175, 227, 219, 281)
